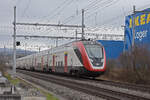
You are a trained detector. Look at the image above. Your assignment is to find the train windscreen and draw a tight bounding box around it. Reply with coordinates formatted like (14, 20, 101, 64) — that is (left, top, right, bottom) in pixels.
(85, 44, 103, 67)
(85, 45, 103, 59)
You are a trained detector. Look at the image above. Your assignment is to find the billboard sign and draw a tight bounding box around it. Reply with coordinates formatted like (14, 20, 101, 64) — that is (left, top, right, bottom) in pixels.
(125, 8, 150, 49)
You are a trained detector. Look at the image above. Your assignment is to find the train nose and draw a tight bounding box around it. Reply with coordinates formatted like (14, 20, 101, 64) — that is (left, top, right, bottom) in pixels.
(90, 58, 103, 67)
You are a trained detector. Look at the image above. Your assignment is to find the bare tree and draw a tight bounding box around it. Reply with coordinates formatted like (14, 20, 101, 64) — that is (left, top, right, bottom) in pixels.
(119, 45, 150, 84)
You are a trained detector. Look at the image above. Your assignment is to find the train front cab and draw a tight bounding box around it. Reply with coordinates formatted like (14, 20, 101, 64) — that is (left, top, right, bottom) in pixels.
(73, 41, 106, 77)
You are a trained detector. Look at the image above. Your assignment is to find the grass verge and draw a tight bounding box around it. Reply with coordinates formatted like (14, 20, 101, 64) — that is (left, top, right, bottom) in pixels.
(4, 72, 20, 85)
(4, 72, 58, 100)
(38, 88, 59, 100)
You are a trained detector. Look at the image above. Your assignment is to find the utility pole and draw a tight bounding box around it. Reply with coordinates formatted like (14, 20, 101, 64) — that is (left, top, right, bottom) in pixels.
(13, 6, 16, 77)
(132, 5, 136, 48)
(82, 9, 85, 40)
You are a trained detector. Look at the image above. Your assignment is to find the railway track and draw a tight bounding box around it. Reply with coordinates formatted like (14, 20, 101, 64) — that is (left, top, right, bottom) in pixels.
(51, 73, 150, 93)
(25, 70, 150, 93)
(17, 70, 150, 100)
(95, 79, 150, 93)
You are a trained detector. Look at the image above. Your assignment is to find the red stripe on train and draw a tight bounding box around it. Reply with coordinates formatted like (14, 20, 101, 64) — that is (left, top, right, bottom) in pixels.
(73, 41, 106, 72)
(64, 53, 68, 72)
(52, 55, 55, 72)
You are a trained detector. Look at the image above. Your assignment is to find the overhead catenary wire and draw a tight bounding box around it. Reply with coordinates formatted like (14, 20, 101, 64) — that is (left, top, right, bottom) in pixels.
(13, 0, 150, 27)
(84, 0, 112, 11)
(3, 0, 136, 53)
(36, 0, 114, 25)
(83, 0, 120, 26)
(38, 0, 74, 22)
(39, 0, 70, 19)
(16, 0, 22, 6)
(21, 0, 31, 17)
(46, 0, 74, 22)
(62, 0, 118, 25)
(85, 1, 150, 26)
(85, 0, 118, 18)
(13, 0, 150, 41)
(84, 0, 126, 26)
(62, 0, 103, 24)
(83, 1, 118, 25)
(97, 4, 147, 26)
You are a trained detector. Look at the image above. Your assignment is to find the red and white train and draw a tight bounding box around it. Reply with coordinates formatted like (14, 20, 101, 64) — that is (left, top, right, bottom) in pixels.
(16, 40, 106, 77)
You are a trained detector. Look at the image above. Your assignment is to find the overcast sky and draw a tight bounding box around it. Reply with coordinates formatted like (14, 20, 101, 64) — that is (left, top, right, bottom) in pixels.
(0, 0, 150, 51)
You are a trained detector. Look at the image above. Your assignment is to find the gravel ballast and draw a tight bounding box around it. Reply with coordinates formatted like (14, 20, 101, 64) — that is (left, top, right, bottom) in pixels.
(17, 73, 105, 100)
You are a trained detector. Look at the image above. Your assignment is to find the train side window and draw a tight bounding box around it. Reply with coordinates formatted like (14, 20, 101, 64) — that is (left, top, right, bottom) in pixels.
(74, 48, 83, 64)
(58, 61, 60, 67)
(61, 61, 63, 66)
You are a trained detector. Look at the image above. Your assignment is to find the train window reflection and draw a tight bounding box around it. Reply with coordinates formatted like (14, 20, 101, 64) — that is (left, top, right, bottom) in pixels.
(85, 45, 103, 59)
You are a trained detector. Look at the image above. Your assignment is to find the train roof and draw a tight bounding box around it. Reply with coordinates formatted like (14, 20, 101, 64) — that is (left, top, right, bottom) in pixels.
(16, 39, 102, 60)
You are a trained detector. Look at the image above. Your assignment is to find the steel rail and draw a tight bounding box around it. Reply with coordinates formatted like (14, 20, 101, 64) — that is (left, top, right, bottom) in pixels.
(17, 70, 150, 100)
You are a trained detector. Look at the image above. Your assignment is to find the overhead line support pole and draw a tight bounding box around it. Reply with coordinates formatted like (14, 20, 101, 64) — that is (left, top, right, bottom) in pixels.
(132, 5, 136, 48)
(13, 6, 16, 77)
(82, 9, 85, 40)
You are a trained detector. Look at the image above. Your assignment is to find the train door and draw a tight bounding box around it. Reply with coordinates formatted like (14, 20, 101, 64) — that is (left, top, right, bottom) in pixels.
(52, 55, 55, 72)
(64, 52, 68, 73)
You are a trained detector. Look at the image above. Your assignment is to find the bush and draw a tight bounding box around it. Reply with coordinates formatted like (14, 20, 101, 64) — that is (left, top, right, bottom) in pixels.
(103, 45, 150, 84)
(105, 59, 117, 78)
(118, 45, 150, 84)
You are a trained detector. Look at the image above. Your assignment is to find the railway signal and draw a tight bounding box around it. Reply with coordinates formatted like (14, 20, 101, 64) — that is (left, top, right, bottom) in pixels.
(16, 41, 20, 46)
